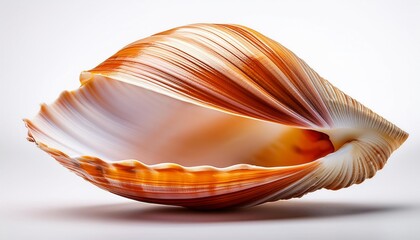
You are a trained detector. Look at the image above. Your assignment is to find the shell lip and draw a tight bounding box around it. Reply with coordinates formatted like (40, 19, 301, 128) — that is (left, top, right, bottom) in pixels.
(23, 118, 322, 173)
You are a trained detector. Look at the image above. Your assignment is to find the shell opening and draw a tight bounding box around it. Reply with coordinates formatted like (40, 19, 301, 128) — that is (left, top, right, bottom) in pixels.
(27, 75, 336, 168)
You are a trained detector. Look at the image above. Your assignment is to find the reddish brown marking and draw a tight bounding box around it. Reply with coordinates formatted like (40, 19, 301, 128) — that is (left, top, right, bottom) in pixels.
(252, 129, 334, 167)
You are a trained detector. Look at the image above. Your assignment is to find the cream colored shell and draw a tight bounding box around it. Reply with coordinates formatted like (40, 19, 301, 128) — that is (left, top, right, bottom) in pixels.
(25, 24, 408, 209)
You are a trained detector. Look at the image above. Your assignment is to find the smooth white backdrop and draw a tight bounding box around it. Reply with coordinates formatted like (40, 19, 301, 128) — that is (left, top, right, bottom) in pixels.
(1, 0, 419, 239)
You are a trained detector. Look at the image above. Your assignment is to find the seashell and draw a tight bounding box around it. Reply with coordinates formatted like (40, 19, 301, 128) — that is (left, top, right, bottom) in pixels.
(24, 24, 408, 209)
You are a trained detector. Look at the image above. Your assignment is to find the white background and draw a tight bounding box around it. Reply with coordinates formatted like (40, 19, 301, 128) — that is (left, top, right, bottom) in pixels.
(1, 0, 419, 239)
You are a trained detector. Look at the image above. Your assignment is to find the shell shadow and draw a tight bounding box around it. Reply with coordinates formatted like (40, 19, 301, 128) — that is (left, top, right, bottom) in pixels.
(28, 200, 408, 223)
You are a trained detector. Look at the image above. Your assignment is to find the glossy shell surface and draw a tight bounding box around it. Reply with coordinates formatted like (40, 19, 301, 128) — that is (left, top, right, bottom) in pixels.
(25, 24, 408, 209)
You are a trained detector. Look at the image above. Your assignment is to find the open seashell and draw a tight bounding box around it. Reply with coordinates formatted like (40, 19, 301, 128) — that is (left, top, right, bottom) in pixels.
(24, 24, 408, 209)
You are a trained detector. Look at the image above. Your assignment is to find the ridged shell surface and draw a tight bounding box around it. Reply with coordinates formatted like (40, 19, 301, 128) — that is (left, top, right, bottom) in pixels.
(25, 24, 408, 209)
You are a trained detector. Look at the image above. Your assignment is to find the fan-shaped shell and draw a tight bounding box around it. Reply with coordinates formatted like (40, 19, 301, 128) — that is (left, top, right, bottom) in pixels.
(24, 24, 408, 209)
